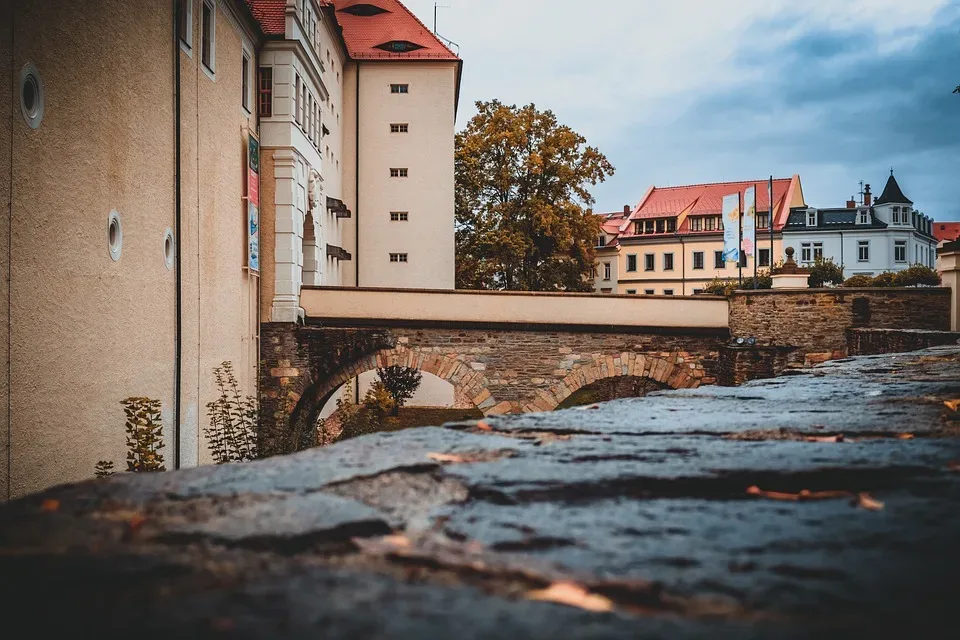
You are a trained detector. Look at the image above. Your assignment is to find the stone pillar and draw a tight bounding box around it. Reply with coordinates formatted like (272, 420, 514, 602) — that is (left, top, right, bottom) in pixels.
(771, 247, 811, 289)
(938, 240, 960, 331)
(271, 149, 306, 323)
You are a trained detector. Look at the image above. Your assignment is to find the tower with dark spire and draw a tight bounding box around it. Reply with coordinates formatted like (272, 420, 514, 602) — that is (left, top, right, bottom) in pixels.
(875, 170, 913, 206)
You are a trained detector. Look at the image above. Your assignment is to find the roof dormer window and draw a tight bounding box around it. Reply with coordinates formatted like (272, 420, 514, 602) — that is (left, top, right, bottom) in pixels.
(341, 4, 389, 17)
(376, 40, 425, 53)
(806, 210, 817, 227)
(858, 210, 869, 225)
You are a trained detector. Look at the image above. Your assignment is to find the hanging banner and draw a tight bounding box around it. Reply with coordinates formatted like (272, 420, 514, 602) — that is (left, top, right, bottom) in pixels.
(247, 132, 260, 273)
(722, 193, 741, 264)
(741, 186, 756, 258)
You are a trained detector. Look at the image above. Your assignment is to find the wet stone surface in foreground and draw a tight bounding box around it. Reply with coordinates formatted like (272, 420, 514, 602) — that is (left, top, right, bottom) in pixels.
(2, 347, 960, 638)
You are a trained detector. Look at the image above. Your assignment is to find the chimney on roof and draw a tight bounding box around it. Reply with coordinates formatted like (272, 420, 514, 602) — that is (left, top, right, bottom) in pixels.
(846, 196, 856, 209)
(623, 205, 631, 218)
(864, 184, 872, 206)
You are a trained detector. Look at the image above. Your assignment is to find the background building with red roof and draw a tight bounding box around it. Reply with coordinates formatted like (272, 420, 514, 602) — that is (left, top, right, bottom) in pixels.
(593, 176, 805, 295)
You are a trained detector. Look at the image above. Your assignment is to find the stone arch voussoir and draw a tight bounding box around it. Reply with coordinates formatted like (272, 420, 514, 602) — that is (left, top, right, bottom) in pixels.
(310, 346, 501, 417)
(541, 352, 703, 412)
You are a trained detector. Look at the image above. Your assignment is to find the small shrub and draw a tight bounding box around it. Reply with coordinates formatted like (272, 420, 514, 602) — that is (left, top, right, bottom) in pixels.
(701, 271, 771, 296)
(94, 461, 115, 478)
(842, 274, 873, 288)
(338, 381, 397, 441)
(807, 257, 845, 288)
(121, 397, 166, 473)
(871, 271, 899, 287)
(895, 264, 941, 287)
(376, 366, 423, 416)
(205, 362, 260, 465)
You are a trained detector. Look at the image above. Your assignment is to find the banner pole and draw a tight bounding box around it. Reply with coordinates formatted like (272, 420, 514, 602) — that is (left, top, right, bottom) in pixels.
(738, 191, 743, 286)
(753, 183, 758, 289)
(769, 176, 775, 269)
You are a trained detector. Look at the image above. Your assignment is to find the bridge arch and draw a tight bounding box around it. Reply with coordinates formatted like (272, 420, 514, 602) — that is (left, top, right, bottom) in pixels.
(291, 346, 501, 436)
(525, 353, 703, 413)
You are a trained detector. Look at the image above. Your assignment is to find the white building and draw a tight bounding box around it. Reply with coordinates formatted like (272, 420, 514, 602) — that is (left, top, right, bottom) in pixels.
(783, 173, 938, 277)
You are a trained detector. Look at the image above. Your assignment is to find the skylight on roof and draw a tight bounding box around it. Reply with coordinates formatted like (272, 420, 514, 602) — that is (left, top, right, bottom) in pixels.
(375, 40, 425, 53)
(340, 4, 389, 17)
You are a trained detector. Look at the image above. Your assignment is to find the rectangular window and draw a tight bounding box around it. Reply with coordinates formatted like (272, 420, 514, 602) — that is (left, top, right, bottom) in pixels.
(693, 289, 703, 295)
(390, 84, 409, 94)
(739, 252, 748, 268)
(859, 211, 869, 225)
(301, 85, 308, 131)
(179, 0, 193, 49)
(390, 168, 409, 178)
(895, 240, 907, 262)
(644, 254, 655, 272)
(663, 289, 674, 296)
(807, 211, 817, 227)
(390, 253, 409, 263)
(294, 75, 301, 125)
(813, 242, 824, 260)
(656, 220, 665, 234)
(241, 52, 250, 111)
(666, 218, 677, 233)
(663, 253, 674, 271)
(390, 123, 409, 133)
(758, 248, 770, 267)
(603, 262, 611, 281)
(597, 235, 606, 247)
(644, 220, 654, 234)
(714, 251, 724, 269)
(201, 0, 215, 73)
(258, 67, 273, 117)
(693, 251, 704, 270)
(892, 207, 900, 224)
(704, 217, 716, 232)
(690, 217, 703, 232)
(757, 213, 769, 229)
(626, 290, 637, 295)
(644, 289, 655, 295)
(626, 254, 637, 272)
(390, 212, 409, 222)
(801, 242, 812, 263)
(858, 240, 870, 262)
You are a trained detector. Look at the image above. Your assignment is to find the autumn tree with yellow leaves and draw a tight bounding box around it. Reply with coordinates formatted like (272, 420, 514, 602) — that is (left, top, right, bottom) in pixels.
(455, 100, 614, 291)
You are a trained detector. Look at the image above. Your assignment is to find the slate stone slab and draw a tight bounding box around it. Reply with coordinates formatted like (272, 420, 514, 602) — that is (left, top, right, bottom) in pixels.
(1, 347, 959, 638)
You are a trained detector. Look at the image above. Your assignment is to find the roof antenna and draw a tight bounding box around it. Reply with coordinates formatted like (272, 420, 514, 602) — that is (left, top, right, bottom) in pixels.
(890, 167, 894, 177)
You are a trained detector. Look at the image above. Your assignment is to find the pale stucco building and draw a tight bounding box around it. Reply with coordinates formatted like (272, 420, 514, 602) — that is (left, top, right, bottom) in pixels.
(594, 176, 806, 295)
(0, 0, 461, 500)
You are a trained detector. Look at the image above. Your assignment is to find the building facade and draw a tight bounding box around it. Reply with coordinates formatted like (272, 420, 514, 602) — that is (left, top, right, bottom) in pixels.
(1, 0, 461, 500)
(783, 174, 938, 277)
(594, 176, 806, 295)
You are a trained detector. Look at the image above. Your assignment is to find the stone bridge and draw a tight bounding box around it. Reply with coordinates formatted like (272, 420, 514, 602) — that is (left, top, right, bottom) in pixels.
(260, 288, 729, 453)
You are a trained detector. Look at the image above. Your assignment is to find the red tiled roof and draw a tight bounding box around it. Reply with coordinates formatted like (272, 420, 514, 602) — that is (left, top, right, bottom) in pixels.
(331, 0, 459, 60)
(246, 0, 285, 35)
(934, 222, 960, 244)
(619, 176, 801, 237)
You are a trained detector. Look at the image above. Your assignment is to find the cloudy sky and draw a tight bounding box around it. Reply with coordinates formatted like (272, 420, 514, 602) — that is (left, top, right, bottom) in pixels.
(404, 0, 960, 220)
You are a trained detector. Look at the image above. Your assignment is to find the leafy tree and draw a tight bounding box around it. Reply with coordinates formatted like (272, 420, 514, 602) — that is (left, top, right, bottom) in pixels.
(701, 270, 772, 296)
(376, 366, 423, 416)
(871, 272, 899, 287)
(807, 257, 845, 288)
(842, 274, 873, 288)
(455, 100, 615, 291)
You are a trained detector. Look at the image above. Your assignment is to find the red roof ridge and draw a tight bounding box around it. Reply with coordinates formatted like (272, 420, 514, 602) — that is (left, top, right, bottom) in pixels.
(385, 0, 459, 58)
(650, 177, 792, 191)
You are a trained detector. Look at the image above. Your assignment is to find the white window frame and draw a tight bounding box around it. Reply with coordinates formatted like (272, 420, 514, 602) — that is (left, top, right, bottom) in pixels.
(858, 211, 869, 225)
(894, 240, 907, 263)
(179, 0, 194, 56)
(603, 262, 611, 281)
(892, 207, 900, 224)
(807, 210, 817, 227)
(390, 253, 409, 263)
(390, 212, 409, 222)
(390, 168, 409, 178)
(813, 242, 824, 261)
(858, 240, 870, 263)
(801, 242, 812, 263)
(390, 84, 409, 94)
(201, 0, 216, 79)
(390, 123, 409, 133)
(241, 48, 252, 113)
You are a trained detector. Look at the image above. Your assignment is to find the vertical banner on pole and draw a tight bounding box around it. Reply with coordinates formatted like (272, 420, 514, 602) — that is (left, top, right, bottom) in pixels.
(247, 132, 261, 273)
(742, 186, 756, 257)
(722, 193, 741, 264)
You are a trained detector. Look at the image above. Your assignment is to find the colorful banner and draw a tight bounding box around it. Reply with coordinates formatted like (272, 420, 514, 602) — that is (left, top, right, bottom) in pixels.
(247, 132, 260, 273)
(742, 186, 756, 257)
(722, 193, 741, 264)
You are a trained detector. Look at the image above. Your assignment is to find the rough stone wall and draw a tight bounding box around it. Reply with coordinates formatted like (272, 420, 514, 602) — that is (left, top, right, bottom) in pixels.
(261, 324, 724, 439)
(729, 289, 952, 365)
(717, 346, 797, 387)
(847, 328, 960, 356)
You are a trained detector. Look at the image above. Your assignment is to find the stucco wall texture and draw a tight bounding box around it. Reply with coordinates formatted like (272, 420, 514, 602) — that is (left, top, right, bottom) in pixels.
(1, 1, 12, 500)
(2, 0, 259, 498)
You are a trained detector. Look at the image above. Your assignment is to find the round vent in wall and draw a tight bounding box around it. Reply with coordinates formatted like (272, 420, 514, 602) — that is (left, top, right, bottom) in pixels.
(163, 228, 175, 270)
(107, 211, 123, 261)
(19, 62, 44, 129)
